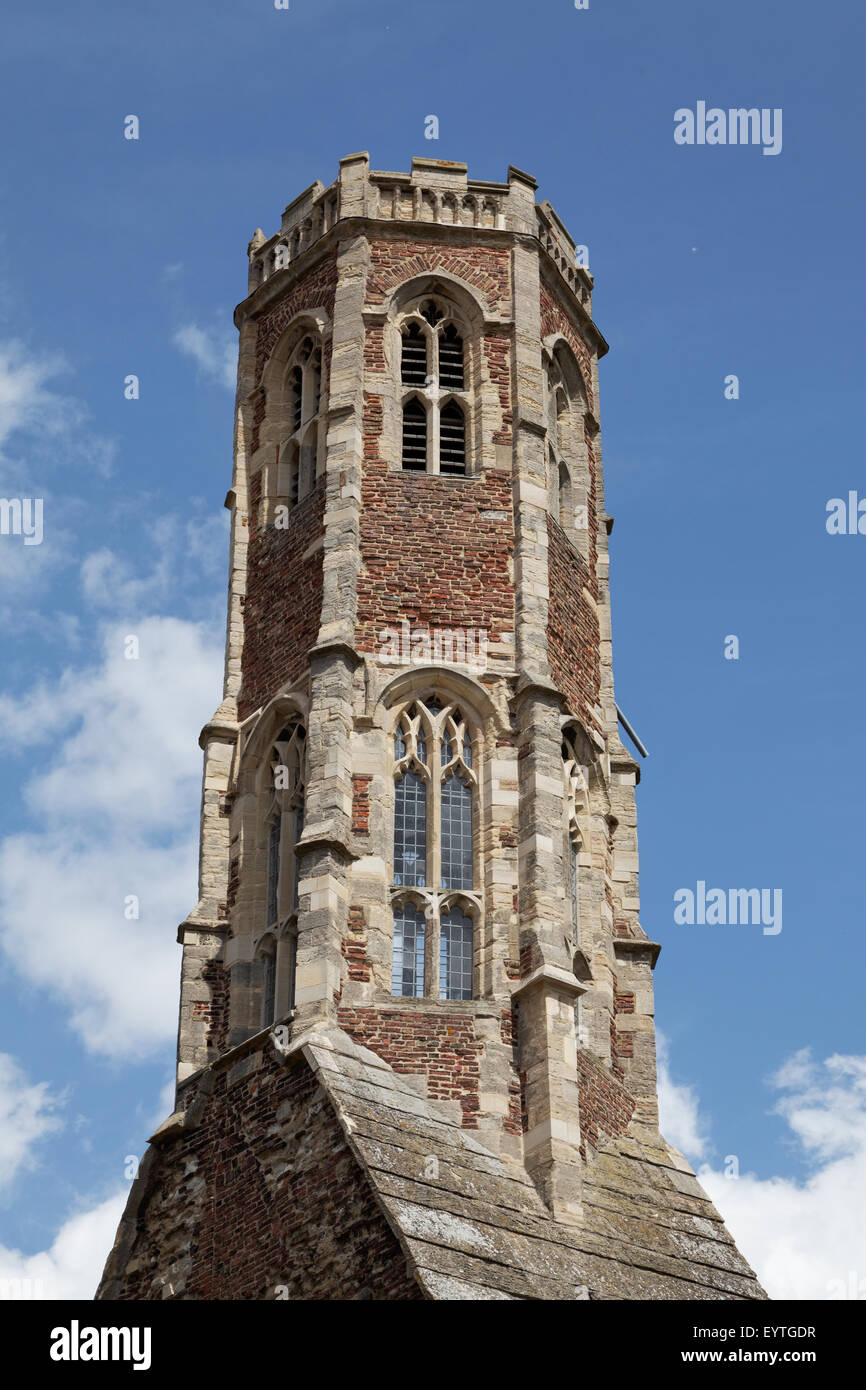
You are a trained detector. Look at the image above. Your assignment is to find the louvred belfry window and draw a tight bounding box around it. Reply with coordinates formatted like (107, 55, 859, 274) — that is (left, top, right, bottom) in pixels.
(438, 400, 466, 475)
(277, 334, 324, 509)
(545, 343, 591, 548)
(398, 296, 471, 475)
(401, 322, 428, 386)
(390, 697, 479, 1000)
(401, 396, 428, 471)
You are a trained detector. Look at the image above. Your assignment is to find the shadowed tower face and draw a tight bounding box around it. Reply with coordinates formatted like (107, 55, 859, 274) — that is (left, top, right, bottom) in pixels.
(98, 155, 765, 1303)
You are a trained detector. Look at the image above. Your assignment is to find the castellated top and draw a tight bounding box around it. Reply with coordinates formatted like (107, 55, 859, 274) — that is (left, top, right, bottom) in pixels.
(98, 155, 765, 1302)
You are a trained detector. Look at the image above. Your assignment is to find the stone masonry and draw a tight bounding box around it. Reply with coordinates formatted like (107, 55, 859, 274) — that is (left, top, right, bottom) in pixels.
(97, 155, 766, 1301)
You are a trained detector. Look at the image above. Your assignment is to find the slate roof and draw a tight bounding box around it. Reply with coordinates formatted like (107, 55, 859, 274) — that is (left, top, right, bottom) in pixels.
(286, 1026, 767, 1302)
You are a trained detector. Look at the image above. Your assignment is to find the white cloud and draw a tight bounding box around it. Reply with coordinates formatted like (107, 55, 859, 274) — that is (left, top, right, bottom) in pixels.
(0, 1191, 126, 1299)
(0, 338, 115, 481)
(0, 340, 79, 460)
(661, 1043, 866, 1300)
(79, 512, 229, 615)
(0, 1055, 65, 1190)
(173, 323, 236, 390)
(0, 338, 116, 607)
(0, 616, 223, 1058)
(656, 1032, 709, 1160)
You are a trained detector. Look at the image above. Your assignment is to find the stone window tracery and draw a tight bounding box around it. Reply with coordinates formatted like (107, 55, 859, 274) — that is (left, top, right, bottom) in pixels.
(390, 696, 479, 999)
(398, 296, 470, 475)
(545, 343, 590, 551)
(277, 334, 324, 509)
(259, 719, 307, 1023)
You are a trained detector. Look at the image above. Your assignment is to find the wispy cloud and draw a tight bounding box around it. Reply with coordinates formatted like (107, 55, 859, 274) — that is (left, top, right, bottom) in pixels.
(173, 322, 236, 390)
(660, 1042, 866, 1299)
(0, 1190, 126, 1299)
(79, 512, 229, 616)
(0, 1055, 65, 1191)
(657, 1032, 710, 1160)
(0, 616, 223, 1058)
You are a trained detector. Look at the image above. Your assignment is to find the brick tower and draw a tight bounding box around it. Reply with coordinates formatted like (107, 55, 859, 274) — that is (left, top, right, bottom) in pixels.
(98, 155, 764, 1301)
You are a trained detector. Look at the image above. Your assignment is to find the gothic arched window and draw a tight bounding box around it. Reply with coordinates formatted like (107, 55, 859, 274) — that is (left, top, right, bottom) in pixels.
(391, 696, 479, 999)
(259, 719, 306, 1023)
(545, 344, 590, 547)
(278, 335, 324, 507)
(392, 902, 426, 997)
(398, 296, 471, 475)
(401, 396, 428, 471)
(439, 400, 466, 475)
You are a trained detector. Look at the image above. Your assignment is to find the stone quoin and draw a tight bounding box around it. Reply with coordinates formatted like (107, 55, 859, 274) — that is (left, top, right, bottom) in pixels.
(97, 154, 766, 1302)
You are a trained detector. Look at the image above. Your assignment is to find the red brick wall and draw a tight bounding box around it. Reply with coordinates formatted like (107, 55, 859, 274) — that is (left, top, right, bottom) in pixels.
(338, 1007, 483, 1128)
(356, 389, 514, 653)
(351, 775, 372, 835)
(578, 1050, 636, 1156)
(116, 1055, 421, 1300)
(200, 959, 230, 1056)
(366, 234, 510, 314)
(546, 513, 601, 733)
(239, 474, 325, 720)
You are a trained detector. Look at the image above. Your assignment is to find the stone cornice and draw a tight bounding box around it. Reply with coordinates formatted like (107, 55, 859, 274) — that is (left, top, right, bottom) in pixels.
(613, 936, 662, 968)
(235, 214, 608, 356)
(511, 963, 589, 1001)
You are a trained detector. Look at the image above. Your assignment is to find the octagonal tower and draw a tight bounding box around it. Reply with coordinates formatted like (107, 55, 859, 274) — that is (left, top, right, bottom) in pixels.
(98, 156, 765, 1303)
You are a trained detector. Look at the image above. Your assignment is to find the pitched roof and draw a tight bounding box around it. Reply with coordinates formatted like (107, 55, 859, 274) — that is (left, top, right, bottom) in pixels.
(287, 1026, 767, 1301)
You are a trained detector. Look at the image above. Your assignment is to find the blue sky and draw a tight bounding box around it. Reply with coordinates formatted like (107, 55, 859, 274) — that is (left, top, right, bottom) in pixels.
(0, 0, 863, 1299)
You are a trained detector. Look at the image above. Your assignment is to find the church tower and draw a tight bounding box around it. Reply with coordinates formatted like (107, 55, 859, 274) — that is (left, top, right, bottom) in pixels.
(98, 156, 765, 1301)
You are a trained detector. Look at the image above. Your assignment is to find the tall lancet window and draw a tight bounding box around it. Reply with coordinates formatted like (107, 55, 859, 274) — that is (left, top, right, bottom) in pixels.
(545, 343, 590, 550)
(390, 697, 479, 1000)
(260, 719, 306, 1024)
(276, 333, 325, 510)
(398, 295, 471, 475)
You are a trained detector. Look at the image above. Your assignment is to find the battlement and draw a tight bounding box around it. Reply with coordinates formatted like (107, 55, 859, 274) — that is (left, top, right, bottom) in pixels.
(246, 153, 593, 312)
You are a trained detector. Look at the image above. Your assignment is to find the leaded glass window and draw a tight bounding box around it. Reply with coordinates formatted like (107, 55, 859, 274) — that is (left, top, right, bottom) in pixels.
(441, 775, 473, 890)
(394, 771, 427, 886)
(391, 697, 478, 999)
(440, 909, 473, 1000)
(392, 903, 426, 997)
(261, 719, 306, 1020)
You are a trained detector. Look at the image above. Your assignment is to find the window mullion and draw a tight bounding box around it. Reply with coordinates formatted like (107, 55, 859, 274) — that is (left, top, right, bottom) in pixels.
(430, 332, 440, 474)
(430, 398, 440, 474)
(426, 758, 443, 995)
